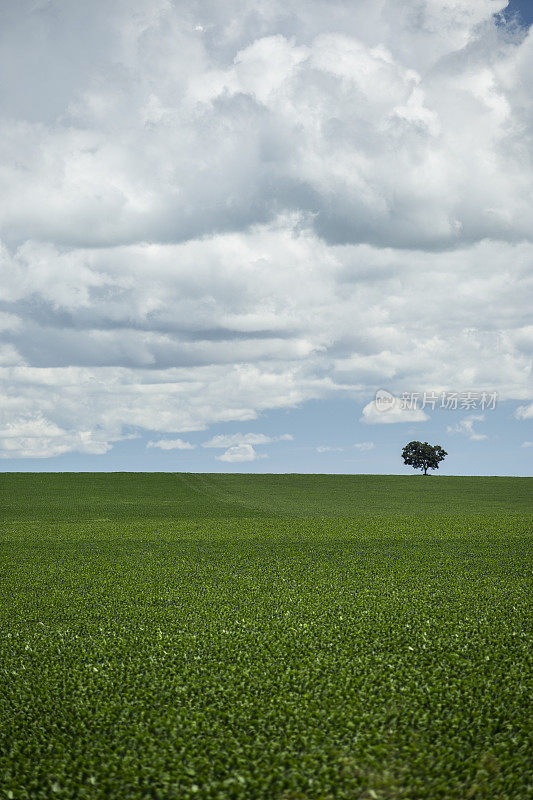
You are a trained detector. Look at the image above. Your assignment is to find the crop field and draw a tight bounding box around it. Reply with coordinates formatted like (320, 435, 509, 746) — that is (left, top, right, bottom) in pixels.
(0, 474, 532, 800)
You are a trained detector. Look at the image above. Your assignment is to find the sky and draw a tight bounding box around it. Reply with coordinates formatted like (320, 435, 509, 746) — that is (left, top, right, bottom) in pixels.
(504, 0, 533, 26)
(0, 0, 532, 475)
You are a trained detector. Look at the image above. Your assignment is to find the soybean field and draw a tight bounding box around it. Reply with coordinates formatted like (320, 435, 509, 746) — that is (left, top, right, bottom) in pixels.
(1, 473, 532, 800)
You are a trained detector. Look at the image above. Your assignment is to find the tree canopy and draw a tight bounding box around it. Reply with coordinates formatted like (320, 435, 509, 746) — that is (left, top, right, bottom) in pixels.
(402, 441, 447, 475)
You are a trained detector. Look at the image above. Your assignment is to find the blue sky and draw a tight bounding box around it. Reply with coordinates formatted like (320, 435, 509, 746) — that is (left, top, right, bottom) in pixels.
(506, 0, 533, 26)
(2, 396, 532, 476)
(0, 0, 532, 475)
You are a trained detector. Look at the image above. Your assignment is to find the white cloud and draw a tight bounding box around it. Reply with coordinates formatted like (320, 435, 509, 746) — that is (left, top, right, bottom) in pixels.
(360, 398, 429, 425)
(447, 414, 488, 440)
(521, 441, 533, 448)
(2, 5, 529, 252)
(203, 432, 292, 448)
(0, 1, 532, 457)
(353, 441, 375, 451)
(216, 443, 264, 462)
(147, 438, 195, 450)
(203, 433, 274, 448)
(515, 403, 533, 420)
(316, 445, 343, 452)
(0, 414, 112, 458)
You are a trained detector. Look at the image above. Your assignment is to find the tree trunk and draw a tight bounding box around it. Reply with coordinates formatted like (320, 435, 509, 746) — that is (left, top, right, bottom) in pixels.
(423, 466, 428, 475)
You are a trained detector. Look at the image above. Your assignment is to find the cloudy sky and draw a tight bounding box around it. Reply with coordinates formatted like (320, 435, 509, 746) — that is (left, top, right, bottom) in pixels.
(0, 0, 532, 474)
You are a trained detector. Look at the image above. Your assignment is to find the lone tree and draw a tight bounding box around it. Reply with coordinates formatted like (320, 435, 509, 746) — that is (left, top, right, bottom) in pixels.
(402, 441, 447, 475)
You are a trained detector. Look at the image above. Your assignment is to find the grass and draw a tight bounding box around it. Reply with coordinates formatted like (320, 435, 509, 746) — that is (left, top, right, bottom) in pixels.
(0, 473, 532, 799)
(1, 472, 532, 520)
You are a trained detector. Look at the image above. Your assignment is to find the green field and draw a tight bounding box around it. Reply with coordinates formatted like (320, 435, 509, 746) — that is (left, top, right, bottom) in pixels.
(1, 474, 532, 800)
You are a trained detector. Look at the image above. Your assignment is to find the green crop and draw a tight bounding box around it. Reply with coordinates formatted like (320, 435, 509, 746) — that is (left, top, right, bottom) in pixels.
(0, 474, 532, 799)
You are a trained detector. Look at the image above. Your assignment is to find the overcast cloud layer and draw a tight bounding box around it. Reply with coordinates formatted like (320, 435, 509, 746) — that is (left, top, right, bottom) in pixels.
(0, 0, 532, 458)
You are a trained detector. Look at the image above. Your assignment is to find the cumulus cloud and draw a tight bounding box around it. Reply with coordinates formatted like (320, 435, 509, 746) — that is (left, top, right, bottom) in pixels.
(204, 431, 292, 461)
(447, 414, 488, 440)
(1, 1, 529, 252)
(147, 438, 195, 450)
(360, 398, 429, 425)
(216, 443, 265, 462)
(0, 0, 532, 457)
(0, 414, 112, 458)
